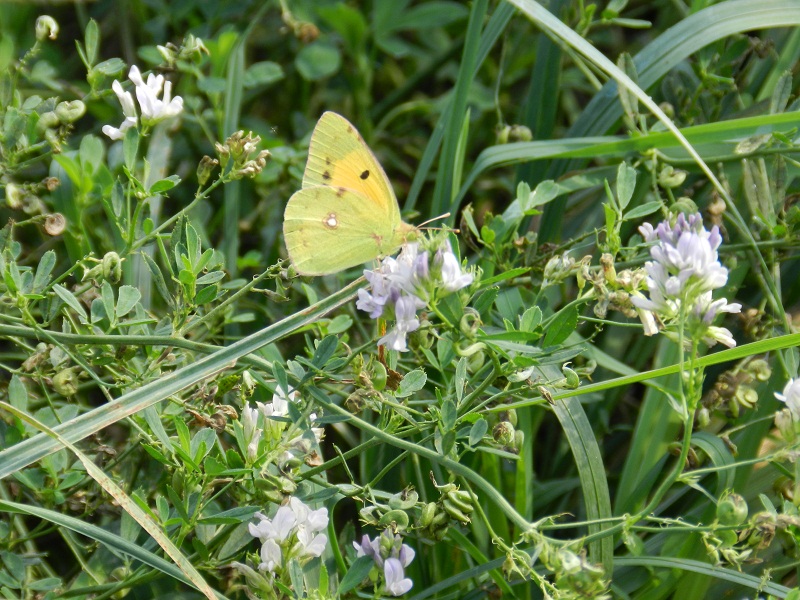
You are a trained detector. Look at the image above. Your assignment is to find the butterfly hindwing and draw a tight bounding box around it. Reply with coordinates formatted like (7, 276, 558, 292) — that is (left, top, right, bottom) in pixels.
(303, 112, 400, 223)
(283, 186, 407, 276)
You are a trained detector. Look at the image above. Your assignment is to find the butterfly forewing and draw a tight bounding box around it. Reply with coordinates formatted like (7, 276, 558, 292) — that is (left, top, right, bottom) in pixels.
(303, 112, 400, 222)
(283, 186, 405, 275)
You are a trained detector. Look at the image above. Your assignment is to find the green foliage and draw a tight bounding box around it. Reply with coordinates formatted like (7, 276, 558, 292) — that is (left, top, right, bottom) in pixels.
(1, 1, 800, 599)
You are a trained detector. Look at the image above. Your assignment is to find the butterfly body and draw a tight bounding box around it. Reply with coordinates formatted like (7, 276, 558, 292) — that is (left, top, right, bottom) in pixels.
(283, 112, 416, 276)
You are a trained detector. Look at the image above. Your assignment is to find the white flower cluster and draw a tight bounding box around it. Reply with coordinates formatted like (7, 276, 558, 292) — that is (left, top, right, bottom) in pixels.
(631, 213, 741, 347)
(240, 384, 323, 463)
(356, 240, 473, 352)
(249, 498, 329, 574)
(102, 65, 183, 140)
(354, 529, 416, 596)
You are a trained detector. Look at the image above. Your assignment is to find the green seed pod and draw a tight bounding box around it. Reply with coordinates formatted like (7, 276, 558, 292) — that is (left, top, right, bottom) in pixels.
(496, 125, 511, 145)
(493, 421, 515, 446)
(446, 489, 474, 513)
(467, 350, 485, 373)
(561, 363, 580, 389)
(430, 510, 449, 527)
(443, 498, 472, 524)
(378, 509, 409, 530)
(55, 100, 86, 124)
(35, 16, 59, 41)
(748, 358, 771, 381)
(52, 367, 79, 396)
(717, 529, 738, 548)
(420, 502, 437, 527)
(508, 124, 533, 142)
(37, 111, 60, 131)
(371, 361, 387, 392)
(388, 487, 419, 510)
(102, 252, 123, 283)
(716, 492, 748, 526)
(658, 165, 687, 188)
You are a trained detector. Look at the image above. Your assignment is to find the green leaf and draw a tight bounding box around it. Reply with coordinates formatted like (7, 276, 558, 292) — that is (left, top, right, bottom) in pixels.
(149, 175, 181, 195)
(455, 357, 467, 404)
(469, 418, 488, 446)
(520, 306, 542, 332)
(123, 127, 138, 170)
(396, 369, 427, 398)
(625, 200, 661, 220)
(194, 285, 217, 306)
(243, 61, 284, 89)
(101, 281, 116, 324)
(616, 162, 637, 210)
(32, 250, 56, 293)
(84, 20, 99, 65)
(93, 57, 126, 76)
(311, 335, 338, 369)
(9, 376, 27, 412)
(295, 42, 341, 81)
(116, 286, 141, 318)
(339, 556, 374, 595)
(543, 305, 578, 347)
(52, 284, 88, 322)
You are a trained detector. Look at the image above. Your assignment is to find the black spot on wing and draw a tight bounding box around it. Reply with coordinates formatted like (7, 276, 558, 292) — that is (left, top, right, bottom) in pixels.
(360, 170, 370, 180)
(323, 170, 331, 180)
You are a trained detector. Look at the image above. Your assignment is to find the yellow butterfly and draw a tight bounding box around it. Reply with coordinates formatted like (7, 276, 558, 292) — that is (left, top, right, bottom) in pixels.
(283, 112, 417, 276)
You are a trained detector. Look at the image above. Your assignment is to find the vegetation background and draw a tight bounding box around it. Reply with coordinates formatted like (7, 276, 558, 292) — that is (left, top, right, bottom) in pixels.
(1, 0, 800, 598)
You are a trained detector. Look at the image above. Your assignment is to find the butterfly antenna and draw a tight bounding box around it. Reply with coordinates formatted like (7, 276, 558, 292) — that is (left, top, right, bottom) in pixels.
(418, 212, 451, 229)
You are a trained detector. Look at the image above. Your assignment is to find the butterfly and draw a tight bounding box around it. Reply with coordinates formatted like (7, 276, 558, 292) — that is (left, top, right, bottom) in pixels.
(283, 112, 417, 276)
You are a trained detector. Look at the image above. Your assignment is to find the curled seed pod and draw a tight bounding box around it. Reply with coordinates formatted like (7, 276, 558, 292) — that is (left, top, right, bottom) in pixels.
(44, 213, 66, 236)
(35, 15, 59, 41)
(716, 492, 748, 526)
(388, 488, 419, 510)
(561, 363, 580, 389)
(378, 509, 410, 530)
(102, 252, 123, 283)
(55, 100, 86, 124)
(52, 367, 79, 396)
(493, 421, 515, 446)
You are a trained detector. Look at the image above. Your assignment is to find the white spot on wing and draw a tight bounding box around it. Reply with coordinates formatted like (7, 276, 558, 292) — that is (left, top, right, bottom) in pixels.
(324, 213, 338, 229)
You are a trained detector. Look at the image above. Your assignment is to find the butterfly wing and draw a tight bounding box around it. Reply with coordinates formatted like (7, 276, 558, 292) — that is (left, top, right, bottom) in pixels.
(284, 186, 411, 276)
(303, 112, 401, 224)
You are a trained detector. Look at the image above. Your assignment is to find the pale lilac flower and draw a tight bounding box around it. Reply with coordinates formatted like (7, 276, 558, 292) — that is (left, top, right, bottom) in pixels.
(378, 295, 421, 352)
(358, 239, 473, 352)
(631, 213, 740, 347)
(436, 242, 474, 292)
(775, 379, 800, 420)
(353, 528, 416, 596)
(384, 558, 413, 596)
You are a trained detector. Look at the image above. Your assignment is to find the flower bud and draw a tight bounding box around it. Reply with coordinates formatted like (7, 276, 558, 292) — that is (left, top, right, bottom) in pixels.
(716, 492, 748, 526)
(55, 100, 86, 124)
(196, 155, 219, 186)
(35, 16, 59, 41)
